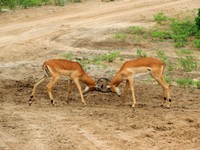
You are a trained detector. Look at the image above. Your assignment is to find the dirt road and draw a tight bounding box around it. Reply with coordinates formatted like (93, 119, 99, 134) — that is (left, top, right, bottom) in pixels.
(0, 0, 200, 149)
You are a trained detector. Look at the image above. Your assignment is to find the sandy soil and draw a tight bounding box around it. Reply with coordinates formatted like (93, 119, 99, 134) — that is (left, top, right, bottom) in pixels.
(0, 0, 200, 149)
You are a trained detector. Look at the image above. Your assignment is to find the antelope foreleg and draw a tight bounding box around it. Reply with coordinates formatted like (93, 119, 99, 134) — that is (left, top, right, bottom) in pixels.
(127, 77, 136, 107)
(73, 78, 86, 105)
(121, 80, 129, 104)
(46, 76, 60, 105)
(66, 80, 72, 103)
(154, 77, 171, 107)
(29, 75, 46, 106)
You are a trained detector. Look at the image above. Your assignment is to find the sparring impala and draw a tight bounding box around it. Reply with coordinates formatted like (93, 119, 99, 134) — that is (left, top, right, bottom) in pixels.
(29, 59, 103, 106)
(105, 57, 171, 108)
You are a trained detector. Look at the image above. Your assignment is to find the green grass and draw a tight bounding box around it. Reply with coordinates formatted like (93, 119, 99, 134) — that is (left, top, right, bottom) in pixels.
(136, 49, 147, 58)
(175, 78, 195, 88)
(0, 0, 81, 10)
(129, 26, 144, 35)
(194, 39, 200, 49)
(195, 8, 200, 30)
(157, 50, 167, 63)
(91, 50, 121, 63)
(196, 81, 200, 89)
(170, 19, 197, 47)
(60, 51, 73, 60)
(151, 30, 171, 40)
(113, 11, 200, 49)
(60, 50, 121, 70)
(178, 56, 198, 72)
(114, 32, 128, 41)
(164, 76, 172, 84)
(153, 12, 168, 24)
(175, 49, 198, 72)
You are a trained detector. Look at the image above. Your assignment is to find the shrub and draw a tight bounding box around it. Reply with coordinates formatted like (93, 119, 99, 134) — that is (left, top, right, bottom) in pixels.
(92, 51, 121, 63)
(195, 8, 200, 30)
(151, 30, 171, 40)
(176, 49, 193, 55)
(101, 50, 121, 62)
(194, 39, 200, 49)
(61, 51, 73, 60)
(196, 81, 200, 89)
(170, 20, 197, 36)
(114, 32, 128, 41)
(136, 49, 147, 58)
(129, 26, 144, 35)
(170, 20, 197, 47)
(153, 12, 168, 24)
(19, 0, 43, 8)
(167, 62, 174, 72)
(0, 0, 82, 9)
(178, 56, 198, 72)
(171, 34, 188, 47)
(157, 50, 168, 63)
(195, 31, 200, 39)
(175, 78, 194, 87)
(54, 0, 65, 6)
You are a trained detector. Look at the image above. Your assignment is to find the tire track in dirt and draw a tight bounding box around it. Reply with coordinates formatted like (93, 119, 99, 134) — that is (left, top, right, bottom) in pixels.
(0, 130, 25, 150)
(46, 112, 110, 150)
(0, 0, 196, 47)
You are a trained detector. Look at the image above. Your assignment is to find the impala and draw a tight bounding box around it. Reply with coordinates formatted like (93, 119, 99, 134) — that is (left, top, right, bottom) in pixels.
(29, 59, 103, 106)
(105, 57, 171, 108)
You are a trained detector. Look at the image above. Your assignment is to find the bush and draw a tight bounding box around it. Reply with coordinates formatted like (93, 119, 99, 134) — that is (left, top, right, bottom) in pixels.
(175, 78, 194, 87)
(178, 56, 198, 72)
(61, 51, 73, 60)
(136, 49, 147, 58)
(195, 31, 200, 39)
(129, 26, 144, 35)
(92, 51, 121, 63)
(0, 0, 82, 9)
(170, 20, 197, 36)
(194, 39, 200, 49)
(157, 50, 167, 63)
(195, 8, 200, 30)
(151, 30, 171, 40)
(170, 20, 197, 47)
(196, 81, 200, 89)
(171, 34, 188, 48)
(153, 13, 168, 24)
(114, 32, 128, 41)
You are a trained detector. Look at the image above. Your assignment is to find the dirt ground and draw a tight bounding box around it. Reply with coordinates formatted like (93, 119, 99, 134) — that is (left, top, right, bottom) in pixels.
(0, 0, 200, 150)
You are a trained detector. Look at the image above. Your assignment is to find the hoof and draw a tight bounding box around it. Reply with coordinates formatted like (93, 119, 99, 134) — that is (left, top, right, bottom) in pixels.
(131, 104, 135, 108)
(82, 102, 87, 106)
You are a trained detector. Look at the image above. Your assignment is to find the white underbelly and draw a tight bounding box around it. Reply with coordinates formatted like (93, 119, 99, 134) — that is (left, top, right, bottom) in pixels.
(127, 67, 151, 78)
(134, 71, 151, 78)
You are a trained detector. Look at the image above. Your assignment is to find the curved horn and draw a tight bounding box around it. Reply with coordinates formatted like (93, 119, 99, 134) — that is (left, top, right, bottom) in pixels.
(96, 78, 111, 93)
(97, 78, 110, 84)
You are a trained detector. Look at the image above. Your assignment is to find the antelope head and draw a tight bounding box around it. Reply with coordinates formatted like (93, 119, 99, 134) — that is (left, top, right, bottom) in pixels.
(96, 78, 112, 93)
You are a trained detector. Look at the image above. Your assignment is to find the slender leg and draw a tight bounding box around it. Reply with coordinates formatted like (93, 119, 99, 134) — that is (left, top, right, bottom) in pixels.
(66, 80, 72, 103)
(121, 80, 129, 104)
(29, 75, 46, 106)
(73, 78, 86, 105)
(127, 77, 136, 107)
(151, 65, 171, 108)
(154, 76, 171, 107)
(46, 76, 60, 105)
